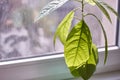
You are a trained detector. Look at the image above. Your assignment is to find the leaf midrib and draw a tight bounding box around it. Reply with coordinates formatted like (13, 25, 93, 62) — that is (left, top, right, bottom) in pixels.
(72, 21, 84, 67)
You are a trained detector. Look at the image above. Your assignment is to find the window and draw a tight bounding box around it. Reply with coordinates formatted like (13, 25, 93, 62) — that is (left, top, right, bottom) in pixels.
(0, 0, 120, 80)
(0, 0, 118, 61)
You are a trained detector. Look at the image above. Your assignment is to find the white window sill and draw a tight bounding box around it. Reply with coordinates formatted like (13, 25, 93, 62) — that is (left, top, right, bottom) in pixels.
(0, 46, 120, 80)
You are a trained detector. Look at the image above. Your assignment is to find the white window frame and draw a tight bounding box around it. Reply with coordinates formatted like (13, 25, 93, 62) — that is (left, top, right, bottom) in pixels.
(0, 1, 120, 80)
(0, 47, 120, 80)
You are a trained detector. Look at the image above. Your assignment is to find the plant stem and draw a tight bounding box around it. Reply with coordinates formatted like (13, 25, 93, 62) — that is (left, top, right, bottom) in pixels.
(81, 0, 84, 20)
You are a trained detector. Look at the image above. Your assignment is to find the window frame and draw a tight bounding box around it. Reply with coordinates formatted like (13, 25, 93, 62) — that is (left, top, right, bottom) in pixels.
(0, 1, 120, 80)
(0, 48, 120, 80)
(117, 0, 120, 47)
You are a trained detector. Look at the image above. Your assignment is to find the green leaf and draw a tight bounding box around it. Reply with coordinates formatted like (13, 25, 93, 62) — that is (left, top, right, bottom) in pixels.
(85, 0, 96, 6)
(69, 43, 98, 80)
(78, 44, 98, 80)
(34, 0, 69, 22)
(94, 0, 112, 23)
(69, 67, 80, 77)
(85, 13, 108, 64)
(64, 20, 92, 71)
(54, 11, 74, 45)
(91, 44, 99, 64)
(100, 1, 119, 18)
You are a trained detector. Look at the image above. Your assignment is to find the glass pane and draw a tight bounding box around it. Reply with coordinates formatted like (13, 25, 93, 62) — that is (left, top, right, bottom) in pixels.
(0, 0, 118, 60)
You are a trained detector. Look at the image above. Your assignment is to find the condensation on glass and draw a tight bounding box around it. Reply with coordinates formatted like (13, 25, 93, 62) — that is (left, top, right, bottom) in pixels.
(0, 0, 118, 60)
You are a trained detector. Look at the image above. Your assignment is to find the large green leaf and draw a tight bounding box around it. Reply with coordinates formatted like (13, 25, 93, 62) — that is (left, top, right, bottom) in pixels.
(34, 0, 69, 22)
(94, 0, 112, 23)
(78, 44, 98, 80)
(70, 43, 98, 80)
(54, 11, 74, 45)
(85, 13, 108, 64)
(64, 20, 92, 71)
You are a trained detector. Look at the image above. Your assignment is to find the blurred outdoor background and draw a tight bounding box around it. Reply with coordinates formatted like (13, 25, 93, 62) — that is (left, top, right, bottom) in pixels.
(0, 0, 118, 60)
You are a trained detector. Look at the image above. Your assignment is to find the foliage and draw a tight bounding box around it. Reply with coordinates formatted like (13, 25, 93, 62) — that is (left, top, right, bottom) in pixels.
(34, 0, 119, 80)
(54, 11, 74, 45)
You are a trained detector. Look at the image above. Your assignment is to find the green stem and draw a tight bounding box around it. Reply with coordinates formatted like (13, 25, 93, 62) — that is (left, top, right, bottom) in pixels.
(81, 0, 84, 20)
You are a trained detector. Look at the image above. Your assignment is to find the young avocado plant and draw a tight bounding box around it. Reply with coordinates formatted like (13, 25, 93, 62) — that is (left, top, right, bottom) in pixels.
(34, 0, 119, 80)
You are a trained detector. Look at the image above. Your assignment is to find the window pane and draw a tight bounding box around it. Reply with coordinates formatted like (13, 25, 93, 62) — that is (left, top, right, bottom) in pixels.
(0, 0, 118, 60)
